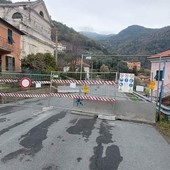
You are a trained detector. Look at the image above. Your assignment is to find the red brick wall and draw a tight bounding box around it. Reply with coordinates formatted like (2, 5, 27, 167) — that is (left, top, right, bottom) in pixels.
(0, 24, 21, 72)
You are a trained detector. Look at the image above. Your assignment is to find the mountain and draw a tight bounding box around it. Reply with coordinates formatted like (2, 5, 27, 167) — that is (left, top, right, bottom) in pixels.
(99, 25, 170, 55)
(79, 31, 115, 41)
(0, 0, 12, 3)
(52, 21, 108, 54)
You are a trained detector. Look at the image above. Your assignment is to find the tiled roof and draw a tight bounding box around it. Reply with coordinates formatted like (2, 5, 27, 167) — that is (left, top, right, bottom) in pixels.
(148, 50, 170, 59)
(67, 60, 90, 67)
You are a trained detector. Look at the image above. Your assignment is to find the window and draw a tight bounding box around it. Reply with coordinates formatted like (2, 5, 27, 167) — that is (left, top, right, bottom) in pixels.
(8, 29, 13, 44)
(12, 12, 23, 19)
(6, 56, 15, 71)
(155, 70, 163, 81)
(39, 11, 44, 17)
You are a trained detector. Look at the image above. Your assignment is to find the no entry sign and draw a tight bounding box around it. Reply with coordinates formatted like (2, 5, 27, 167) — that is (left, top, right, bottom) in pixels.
(20, 77, 31, 89)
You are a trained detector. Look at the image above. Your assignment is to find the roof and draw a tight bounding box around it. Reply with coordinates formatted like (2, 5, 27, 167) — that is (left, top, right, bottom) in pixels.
(148, 50, 170, 59)
(67, 60, 90, 67)
(0, 0, 51, 22)
(0, 18, 25, 35)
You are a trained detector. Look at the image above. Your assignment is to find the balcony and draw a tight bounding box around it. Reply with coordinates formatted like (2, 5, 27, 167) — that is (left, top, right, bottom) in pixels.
(0, 36, 13, 54)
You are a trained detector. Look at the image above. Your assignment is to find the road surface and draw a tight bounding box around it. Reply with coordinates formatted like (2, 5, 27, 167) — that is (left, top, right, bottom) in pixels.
(0, 97, 170, 170)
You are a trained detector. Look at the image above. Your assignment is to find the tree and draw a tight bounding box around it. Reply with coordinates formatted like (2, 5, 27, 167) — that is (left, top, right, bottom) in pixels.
(100, 64, 109, 72)
(118, 62, 129, 73)
(21, 53, 57, 74)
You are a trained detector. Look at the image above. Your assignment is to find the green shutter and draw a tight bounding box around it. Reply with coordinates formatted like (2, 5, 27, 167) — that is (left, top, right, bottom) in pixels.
(0, 55, 2, 72)
(6, 56, 9, 71)
(12, 58, 15, 71)
(8, 29, 13, 44)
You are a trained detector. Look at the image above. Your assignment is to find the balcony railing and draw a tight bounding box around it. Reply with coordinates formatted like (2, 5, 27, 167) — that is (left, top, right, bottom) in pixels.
(0, 36, 13, 53)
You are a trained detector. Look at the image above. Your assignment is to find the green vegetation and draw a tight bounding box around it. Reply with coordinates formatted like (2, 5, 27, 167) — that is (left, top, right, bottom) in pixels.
(99, 25, 170, 58)
(52, 21, 107, 53)
(156, 117, 170, 139)
(21, 53, 57, 74)
(125, 93, 143, 101)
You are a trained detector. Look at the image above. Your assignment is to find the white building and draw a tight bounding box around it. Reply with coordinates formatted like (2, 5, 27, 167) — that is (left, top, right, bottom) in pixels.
(0, 0, 56, 59)
(63, 60, 90, 79)
(57, 43, 66, 53)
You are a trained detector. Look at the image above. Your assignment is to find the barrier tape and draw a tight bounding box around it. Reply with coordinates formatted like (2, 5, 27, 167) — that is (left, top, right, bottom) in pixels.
(52, 80, 116, 85)
(0, 79, 115, 85)
(0, 79, 18, 83)
(0, 92, 115, 102)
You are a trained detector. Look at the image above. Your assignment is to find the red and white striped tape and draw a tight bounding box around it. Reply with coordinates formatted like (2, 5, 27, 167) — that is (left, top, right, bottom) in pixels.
(0, 79, 18, 83)
(32, 81, 51, 84)
(52, 80, 116, 85)
(0, 79, 116, 85)
(0, 92, 115, 102)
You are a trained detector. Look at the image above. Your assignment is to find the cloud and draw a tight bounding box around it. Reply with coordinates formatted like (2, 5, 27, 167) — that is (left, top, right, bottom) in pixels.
(12, 0, 170, 34)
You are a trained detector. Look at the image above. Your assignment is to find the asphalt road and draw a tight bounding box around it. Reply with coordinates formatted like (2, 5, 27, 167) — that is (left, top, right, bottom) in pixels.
(0, 97, 170, 170)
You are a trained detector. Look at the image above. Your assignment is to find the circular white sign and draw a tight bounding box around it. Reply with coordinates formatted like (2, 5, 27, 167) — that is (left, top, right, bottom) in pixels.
(20, 77, 31, 88)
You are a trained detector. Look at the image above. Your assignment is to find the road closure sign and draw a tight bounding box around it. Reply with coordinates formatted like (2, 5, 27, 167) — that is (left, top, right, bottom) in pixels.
(83, 85, 89, 94)
(149, 81, 155, 90)
(118, 73, 134, 93)
(20, 77, 31, 89)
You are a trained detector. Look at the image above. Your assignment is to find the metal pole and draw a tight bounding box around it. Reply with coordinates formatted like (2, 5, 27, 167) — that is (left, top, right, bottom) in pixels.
(158, 60, 166, 113)
(91, 60, 93, 80)
(151, 72, 153, 102)
(156, 56, 161, 103)
(80, 54, 83, 80)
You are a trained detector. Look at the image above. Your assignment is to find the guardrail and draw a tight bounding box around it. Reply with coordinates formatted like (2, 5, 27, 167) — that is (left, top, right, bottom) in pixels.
(133, 91, 170, 116)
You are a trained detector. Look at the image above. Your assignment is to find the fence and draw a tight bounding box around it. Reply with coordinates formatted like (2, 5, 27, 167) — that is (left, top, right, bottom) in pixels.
(0, 71, 117, 104)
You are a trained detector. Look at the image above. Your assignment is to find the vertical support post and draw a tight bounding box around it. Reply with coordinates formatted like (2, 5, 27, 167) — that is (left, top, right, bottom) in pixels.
(156, 56, 161, 103)
(158, 60, 166, 114)
(80, 54, 83, 80)
(91, 60, 93, 80)
(151, 72, 153, 102)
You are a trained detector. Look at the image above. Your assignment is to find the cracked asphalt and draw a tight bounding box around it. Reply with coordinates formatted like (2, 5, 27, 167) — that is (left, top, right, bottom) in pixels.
(0, 97, 170, 170)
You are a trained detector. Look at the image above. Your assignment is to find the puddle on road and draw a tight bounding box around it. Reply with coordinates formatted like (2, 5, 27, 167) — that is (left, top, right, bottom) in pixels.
(42, 163, 58, 170)
(0, 118, 32, 136)
(66, 118, 97, 142)
(77, 157, 82, 162)
(0, 106, 21, 117)
(0, 118, 8, 123)
(1, 111, 67, 163)
(89, 121, 123, 170)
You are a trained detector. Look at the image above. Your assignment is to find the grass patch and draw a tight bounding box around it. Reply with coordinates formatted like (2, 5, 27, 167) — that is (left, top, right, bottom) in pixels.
(125, 92, 143, 101)
(156, 119, 170, 138)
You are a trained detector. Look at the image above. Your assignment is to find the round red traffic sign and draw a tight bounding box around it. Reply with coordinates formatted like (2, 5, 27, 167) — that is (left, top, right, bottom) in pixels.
(20, 77, 31, 89)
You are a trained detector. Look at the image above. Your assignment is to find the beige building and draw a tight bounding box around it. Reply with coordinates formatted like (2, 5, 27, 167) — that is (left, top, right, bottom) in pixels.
(127, 61, 141, 71)
(0, 0, 56, 59)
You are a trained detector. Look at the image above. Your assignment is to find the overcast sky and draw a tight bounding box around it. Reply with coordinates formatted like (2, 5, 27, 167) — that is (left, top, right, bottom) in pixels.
(12, 0, 170, 34)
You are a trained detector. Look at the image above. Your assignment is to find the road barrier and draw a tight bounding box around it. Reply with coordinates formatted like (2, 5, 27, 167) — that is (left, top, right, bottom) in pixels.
(0, 72, 116, 104)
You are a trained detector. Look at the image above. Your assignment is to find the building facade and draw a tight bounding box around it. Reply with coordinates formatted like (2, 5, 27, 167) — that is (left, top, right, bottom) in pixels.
(0, 18, 24, 72)
(0, 0, 56, 59)
(148, 50, 170, 94)
(126, 61, 141, 71)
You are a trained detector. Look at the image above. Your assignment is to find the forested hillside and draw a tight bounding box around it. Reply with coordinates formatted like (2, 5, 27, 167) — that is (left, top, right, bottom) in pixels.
(52, 21, 108, 54)
(98, 25, 170, 55)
